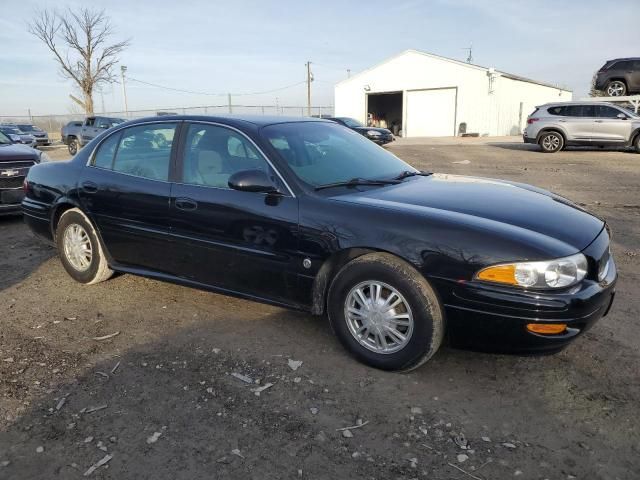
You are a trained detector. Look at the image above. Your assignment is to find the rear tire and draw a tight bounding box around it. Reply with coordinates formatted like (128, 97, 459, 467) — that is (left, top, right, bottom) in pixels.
(327, 253, 444, 371)
(56, 208, 113, 285)
(68, 138, 78, 155)
(538, 131, 564, 153)
(605, 80, 627, 97)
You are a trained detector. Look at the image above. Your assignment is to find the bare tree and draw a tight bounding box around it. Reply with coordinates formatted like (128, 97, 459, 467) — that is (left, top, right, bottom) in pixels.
(28, 8, 129, 114)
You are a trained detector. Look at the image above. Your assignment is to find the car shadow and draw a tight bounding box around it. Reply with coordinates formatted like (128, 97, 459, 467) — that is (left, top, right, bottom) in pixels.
(0, 215, 54, 291)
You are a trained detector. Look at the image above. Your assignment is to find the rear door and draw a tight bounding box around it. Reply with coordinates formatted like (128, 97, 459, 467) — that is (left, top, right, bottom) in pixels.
(557, 105, 599, 141)
(167, 121, 299, 303)
(78, 122, 179, 272)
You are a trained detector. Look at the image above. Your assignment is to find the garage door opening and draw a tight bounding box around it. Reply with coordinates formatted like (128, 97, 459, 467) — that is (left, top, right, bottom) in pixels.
(405, 88, 457, 137)
(366, 92, 403, 136)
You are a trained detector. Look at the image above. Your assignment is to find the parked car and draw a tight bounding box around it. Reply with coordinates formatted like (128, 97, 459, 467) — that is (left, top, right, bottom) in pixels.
(23, 115, 616, 370)
(15, 124, 51, 146)
(0, 130, 49, 215)
(523, 102, 640, 153)
(61, 121, 83, 148)
(327, 117, 395, 145)
(64, 116, 125, 155)
(594, 58, 640, 96)
(0, 125, 37, 148)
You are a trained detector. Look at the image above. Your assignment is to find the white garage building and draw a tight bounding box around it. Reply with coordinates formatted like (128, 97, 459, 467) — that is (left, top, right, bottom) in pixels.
(334, 49, 572, 137)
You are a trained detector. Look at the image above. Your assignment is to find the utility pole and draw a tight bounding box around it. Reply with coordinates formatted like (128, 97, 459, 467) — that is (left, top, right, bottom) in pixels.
(228, 93, 232, 114)
(347, 69, 351, 79)
(120, 65, 129, 117)
(306, 61, 312, 116)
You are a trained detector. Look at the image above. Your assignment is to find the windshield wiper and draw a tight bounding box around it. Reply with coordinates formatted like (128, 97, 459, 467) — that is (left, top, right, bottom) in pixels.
(393, 170, 433, 181)
(315, 177, 400, 191)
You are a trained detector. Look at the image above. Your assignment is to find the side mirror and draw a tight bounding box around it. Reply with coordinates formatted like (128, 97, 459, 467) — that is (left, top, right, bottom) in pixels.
(228, 169, 280, 194)
(617, 113, 628, 120)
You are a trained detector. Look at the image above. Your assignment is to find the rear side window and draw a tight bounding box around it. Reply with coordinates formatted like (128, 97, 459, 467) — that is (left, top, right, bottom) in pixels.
(612, 60, 633, 70)
(108, 123, 176, 181)
(93, 132, 120, 169)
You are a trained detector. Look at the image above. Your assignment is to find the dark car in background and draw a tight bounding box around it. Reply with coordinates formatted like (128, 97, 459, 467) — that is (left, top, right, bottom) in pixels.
(0, 125, 37, 148)
(0, 131, 49, 215)
(327, 117, 395, 145)
(22, 115, 616, 371)
(595, 58, 640, 96)
(15, 124, 51, 146)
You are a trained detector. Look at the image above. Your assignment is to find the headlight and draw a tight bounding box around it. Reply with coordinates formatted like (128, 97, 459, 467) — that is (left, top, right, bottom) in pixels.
(366, 130, 382, 136)
(39, 152, 51, 163)
(476, 253, 588, 289)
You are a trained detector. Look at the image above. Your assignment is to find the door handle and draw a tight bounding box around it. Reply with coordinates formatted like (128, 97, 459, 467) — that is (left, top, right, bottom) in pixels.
(595, 120, 603, 123)
(81, 181, 98, 194)
(558, 119, 566, 123)
(175, 197, 198, 211)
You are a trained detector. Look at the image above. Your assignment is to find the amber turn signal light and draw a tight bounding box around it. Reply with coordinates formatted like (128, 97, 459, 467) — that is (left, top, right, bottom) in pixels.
(526, 323, 567, 335)
(476, 264, 517, 285)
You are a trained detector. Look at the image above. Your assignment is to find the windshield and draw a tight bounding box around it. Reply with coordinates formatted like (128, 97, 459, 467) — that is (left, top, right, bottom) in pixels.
(338, 117, 363, 128)
(108, 118, 125, 126)
(0, 131, 11, 144)
(17, 124, 37, 131)
(620, 106, 639, 118)
(261, 122, 413, 188)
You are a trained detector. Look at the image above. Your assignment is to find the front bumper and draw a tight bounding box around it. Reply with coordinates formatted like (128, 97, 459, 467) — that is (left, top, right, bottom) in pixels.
(0, 189, 25, 216)
(371, 135, 394, 145)
(432, 228, 617, 354)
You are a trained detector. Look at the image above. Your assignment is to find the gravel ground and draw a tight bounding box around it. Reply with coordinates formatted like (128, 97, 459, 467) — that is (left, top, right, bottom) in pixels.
(0, 140, 638, 479)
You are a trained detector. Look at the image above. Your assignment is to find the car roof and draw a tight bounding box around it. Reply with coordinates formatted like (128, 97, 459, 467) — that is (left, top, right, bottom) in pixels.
(606, 57, 640, 62)
(538, 101, 626, 108)
(123, 114, 334, 128)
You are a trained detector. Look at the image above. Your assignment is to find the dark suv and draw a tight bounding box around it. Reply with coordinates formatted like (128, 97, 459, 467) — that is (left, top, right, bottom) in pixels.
(595, 58, 640, 96)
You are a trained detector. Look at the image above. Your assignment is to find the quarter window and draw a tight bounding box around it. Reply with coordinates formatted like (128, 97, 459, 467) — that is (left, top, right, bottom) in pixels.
(109, 123, 176, 181)
(181, 123, 271, 189)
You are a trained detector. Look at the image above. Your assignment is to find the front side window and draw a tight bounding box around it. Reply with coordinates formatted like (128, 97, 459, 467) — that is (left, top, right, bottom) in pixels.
(262, 122, 411, 187)
(108, 123, 176, 181)
(596, 106, 624, 118)
(85, 118, 96, 127)
(181, 123, 270, 189)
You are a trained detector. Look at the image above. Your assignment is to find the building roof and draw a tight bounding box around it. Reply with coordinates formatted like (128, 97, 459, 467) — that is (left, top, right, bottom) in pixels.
(337, 49, 572, 92)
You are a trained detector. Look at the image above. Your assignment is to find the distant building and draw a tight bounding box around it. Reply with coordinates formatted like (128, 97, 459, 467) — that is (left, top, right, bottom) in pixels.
(334, 49, 572, 137)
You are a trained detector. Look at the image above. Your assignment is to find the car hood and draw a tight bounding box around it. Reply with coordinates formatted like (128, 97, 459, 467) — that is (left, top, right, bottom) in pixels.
(353, 126, 392, 135)
(332, 173, 604, 252)
(0, 143, 40, 161)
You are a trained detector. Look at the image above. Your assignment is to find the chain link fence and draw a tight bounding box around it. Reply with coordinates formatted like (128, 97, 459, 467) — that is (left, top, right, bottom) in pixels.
(0, 104, 334, 142)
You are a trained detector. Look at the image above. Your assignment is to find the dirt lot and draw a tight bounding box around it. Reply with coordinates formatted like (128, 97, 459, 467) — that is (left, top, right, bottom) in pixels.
(1, 140, 639, 479)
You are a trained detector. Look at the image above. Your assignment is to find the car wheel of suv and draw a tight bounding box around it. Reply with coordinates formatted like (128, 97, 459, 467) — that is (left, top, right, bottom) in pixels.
(56, 208, 113, 284)
(539, 131, 564, 153)
(327, 253, 444, 371)
(634, 135, 640, 153)
(605, 80, 627, 97)
(68, 138, 78, 155)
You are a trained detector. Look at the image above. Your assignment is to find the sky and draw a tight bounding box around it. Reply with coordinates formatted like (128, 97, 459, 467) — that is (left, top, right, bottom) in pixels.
(1, 0, 639, 117)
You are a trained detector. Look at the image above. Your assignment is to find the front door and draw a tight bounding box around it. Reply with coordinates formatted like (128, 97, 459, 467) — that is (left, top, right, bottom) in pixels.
(78, 122, 179, 272)
(592, 105, 633, 142)
(168, 122, 299, 304)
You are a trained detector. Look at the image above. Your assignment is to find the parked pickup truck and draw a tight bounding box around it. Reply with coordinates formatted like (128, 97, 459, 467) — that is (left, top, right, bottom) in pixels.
(63, 116, 125, 155)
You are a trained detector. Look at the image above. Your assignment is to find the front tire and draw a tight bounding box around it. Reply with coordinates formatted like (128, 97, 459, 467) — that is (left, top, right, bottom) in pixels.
(56, 208, 113, 284)
(327, 253, 444, 371)
(68, 138, 78, 155)
(539, 131, 564, 153)
(605, 80, 627, 97)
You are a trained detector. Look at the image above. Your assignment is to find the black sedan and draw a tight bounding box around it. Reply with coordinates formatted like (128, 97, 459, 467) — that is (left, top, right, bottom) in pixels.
(0, 131, 49, 215)
(327, 117, 394, 145)
(22, 116, 616, 370)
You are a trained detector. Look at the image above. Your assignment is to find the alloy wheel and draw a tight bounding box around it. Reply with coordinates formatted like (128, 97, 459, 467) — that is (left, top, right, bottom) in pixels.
(542, 134, 561, 151)
(344, 281, 414, 354)
(63, 223, 93, 271)
(606, 81, 626, 97)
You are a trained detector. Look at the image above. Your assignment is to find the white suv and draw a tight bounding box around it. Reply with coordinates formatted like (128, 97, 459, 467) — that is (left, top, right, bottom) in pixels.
(523, 102, 640, 153)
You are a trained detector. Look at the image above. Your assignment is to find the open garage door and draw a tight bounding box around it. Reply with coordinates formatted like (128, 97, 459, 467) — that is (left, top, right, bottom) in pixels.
(405, 88, 456, 137)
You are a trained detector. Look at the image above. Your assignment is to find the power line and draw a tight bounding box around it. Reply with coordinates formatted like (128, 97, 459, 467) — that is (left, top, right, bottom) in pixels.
(126, 77, 307, 97)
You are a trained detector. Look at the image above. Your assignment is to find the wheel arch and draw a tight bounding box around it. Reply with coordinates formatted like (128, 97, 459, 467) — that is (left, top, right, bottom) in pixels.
(630, 128, 640, 145)
(311, 247, 417, 315)
(50, 199, 83, 239)
(536, 127, 567, 143)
